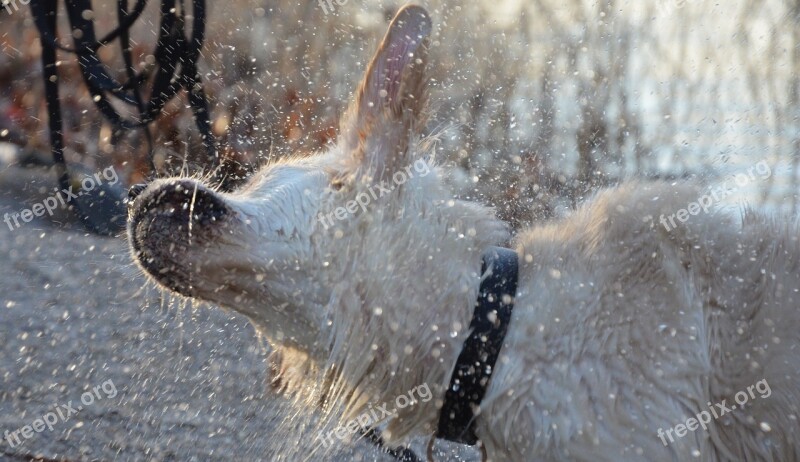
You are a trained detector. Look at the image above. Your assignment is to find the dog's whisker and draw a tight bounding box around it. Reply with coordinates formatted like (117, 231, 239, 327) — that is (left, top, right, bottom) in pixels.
(188, 181, 199, 239)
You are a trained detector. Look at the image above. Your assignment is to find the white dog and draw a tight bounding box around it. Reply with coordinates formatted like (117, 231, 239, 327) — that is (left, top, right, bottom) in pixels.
(127, 5, 800, 461)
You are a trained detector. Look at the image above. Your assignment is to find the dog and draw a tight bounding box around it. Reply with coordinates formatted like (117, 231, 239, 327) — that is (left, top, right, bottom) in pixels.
(127, 5, 800, 461)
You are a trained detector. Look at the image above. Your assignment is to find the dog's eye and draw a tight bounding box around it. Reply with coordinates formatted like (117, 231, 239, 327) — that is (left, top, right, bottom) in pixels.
(331, 180, 345, 191)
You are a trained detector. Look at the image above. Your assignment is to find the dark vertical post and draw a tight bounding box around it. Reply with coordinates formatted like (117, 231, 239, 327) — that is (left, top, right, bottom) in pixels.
(35, 1, 71, 196)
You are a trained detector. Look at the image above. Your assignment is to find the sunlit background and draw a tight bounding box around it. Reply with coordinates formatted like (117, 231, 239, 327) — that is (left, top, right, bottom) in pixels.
(6, 0, 800, 223)
(3, 0, 799, 225)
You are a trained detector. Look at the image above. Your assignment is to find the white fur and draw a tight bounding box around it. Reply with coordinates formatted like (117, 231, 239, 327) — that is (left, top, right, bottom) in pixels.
(127, 5, 800, 461)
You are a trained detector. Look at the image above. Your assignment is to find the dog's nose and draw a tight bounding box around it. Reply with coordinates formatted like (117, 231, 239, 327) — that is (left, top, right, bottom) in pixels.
(141, 180, 229, 226)
(128, 183, 147, 202)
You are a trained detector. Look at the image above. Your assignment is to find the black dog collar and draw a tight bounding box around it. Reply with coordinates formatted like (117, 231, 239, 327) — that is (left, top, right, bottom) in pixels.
(436, 246, 519, 445)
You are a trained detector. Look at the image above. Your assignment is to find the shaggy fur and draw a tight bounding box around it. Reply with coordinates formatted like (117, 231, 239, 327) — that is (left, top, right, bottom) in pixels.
(126, 5, 800, 461)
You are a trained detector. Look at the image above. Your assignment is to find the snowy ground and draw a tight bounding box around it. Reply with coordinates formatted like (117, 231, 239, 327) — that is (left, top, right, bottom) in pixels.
(0, 163, 476, 461)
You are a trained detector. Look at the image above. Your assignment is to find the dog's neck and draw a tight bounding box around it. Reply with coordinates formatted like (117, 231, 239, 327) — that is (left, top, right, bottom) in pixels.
(308, 174, 509, 444)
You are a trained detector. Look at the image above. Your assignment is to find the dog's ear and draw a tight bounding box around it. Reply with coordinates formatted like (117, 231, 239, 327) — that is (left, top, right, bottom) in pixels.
(339, 5, 431, 183)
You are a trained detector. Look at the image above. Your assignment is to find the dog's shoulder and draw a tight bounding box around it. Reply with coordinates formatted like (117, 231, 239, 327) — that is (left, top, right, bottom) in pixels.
(515, 181, 714, 261)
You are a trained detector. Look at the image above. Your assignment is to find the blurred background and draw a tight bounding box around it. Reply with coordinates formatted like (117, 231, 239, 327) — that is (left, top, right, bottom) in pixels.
(0, 0, 798, 460)
(2, 0, 798, 229)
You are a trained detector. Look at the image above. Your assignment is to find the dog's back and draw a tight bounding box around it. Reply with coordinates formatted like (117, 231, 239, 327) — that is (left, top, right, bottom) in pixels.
(476, 181, 800, 461)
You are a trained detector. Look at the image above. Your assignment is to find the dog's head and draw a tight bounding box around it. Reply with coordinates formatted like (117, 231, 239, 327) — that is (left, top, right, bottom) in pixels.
(127, 5, 503, 359)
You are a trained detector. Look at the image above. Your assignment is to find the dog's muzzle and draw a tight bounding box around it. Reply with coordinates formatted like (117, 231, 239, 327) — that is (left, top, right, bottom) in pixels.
(127, 179, 231, 295)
